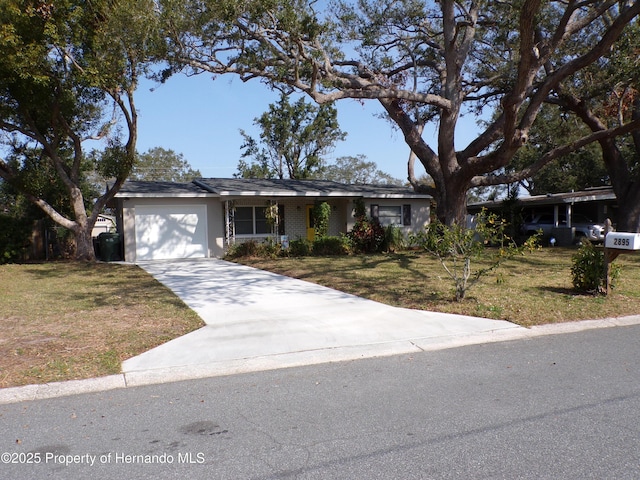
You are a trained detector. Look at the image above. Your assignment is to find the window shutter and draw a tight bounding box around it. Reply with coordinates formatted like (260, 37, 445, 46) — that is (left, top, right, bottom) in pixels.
(370, 204, 379, 219)
(403, 204, 411, 226)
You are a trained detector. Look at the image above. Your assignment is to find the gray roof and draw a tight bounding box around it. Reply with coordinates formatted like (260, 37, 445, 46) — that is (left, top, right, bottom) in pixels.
(117, 178, 431, 199)
(194, 178, 429, 198)
(116, 180, 210, 197)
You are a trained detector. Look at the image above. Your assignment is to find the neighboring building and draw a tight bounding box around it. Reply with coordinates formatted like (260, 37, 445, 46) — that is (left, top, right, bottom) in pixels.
(91, 214, 116, 237)
(113, 178, 432, 262)
(468, 186, 619, 245)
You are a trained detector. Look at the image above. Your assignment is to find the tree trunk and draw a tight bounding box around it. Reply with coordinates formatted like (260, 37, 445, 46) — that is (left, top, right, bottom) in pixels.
(379, 99, 470, 226)
(434, 175, 470, 226)
(598, 141, 640, 233)
(615, 185, 640, 232)
(73, 226, 96, 262)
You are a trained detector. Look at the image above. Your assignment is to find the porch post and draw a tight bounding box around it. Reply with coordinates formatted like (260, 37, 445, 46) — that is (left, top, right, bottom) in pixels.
(225, 200, 234, 246)
(274, 200, 279, 241)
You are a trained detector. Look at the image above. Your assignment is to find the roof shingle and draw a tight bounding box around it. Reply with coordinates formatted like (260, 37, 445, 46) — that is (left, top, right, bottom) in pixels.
(116, 178, 431, 199)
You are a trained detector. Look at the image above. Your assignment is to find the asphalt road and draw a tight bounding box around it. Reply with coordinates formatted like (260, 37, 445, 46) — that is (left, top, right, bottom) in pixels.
(1, 324, 640, 479)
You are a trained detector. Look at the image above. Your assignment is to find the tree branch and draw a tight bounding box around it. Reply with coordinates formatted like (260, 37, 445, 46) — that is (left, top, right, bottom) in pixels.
(471, 118, 640, 187)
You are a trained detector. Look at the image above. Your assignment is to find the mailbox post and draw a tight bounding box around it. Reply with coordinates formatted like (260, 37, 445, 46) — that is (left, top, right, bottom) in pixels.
(604, 231, 640, 294)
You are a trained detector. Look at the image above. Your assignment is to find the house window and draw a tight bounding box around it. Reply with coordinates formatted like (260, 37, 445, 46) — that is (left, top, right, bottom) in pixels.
(378, 206, 402, 226)
(371, 204, 412, 226)
(234, 206, 271, 235)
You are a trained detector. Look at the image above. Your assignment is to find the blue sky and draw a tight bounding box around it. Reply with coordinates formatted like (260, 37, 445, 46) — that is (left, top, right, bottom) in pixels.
(134, 72, 481, 182)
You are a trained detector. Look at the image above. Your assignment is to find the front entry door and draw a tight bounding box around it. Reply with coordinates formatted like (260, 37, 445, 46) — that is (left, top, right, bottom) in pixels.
(306, 205, 315, 241)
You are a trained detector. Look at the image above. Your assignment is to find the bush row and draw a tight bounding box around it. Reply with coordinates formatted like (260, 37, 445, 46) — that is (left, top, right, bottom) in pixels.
(225, 225, 407, 259)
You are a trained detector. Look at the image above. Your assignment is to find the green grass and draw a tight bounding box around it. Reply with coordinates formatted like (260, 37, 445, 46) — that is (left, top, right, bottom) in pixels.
(235, 247, 640, 327)
(0, 262, 204, 388)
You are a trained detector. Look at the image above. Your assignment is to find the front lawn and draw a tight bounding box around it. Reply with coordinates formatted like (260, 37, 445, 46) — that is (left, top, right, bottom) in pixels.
(0, 263, 204, 388)
(2, 248, 638, 389)
(235, 247, 640, 327)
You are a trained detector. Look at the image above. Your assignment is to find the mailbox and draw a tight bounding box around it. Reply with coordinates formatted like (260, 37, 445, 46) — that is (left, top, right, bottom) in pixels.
(605, 232, 640, 250)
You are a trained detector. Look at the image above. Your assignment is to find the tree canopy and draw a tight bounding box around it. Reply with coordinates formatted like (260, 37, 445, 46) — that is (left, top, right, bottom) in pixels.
(505, 18, 640, 230)
(0, 0, 157, 259)
(323, 155, 401, 185)
(131, 147, 202, 182)
(159, 0, 640, 225)
(510, 105, 610, 196)
(235, 93, 346, 179)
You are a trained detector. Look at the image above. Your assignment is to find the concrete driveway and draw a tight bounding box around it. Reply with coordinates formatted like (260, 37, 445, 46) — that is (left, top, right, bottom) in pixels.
(123, 258, 526, 385)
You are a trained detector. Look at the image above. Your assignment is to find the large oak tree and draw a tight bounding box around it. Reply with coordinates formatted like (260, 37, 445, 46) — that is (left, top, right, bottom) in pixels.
(499, 18, 640, 231)
(0, 0, 157, 260)
(554, 21, 640, 232)
(160, 0, 640, 225)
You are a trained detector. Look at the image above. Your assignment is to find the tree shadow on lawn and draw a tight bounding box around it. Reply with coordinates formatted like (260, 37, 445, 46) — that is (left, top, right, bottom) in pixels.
(356, 252, 429, 277)
(22, 261, 189, 309)
(537, 285, 594, 297)
(283, 252, 427, 282)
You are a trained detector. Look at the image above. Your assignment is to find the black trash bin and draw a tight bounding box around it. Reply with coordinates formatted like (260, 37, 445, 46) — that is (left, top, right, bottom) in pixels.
(98, 232, 121, 262)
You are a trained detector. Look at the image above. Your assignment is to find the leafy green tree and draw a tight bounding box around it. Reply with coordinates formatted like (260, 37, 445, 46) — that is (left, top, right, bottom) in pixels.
(510, 105, 609, 195)
(324, 155, 401, 185)
(159, 0, 640, 226)
(552, 22, 640, 231)
(0, 0, 157, 260)
(236, 94, 346, 179)
(497, 20, 640, 231)
(130, 147, 201, 182)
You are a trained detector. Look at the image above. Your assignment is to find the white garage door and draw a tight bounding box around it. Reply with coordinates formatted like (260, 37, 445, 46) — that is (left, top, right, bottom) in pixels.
(134, 205, 208, 261)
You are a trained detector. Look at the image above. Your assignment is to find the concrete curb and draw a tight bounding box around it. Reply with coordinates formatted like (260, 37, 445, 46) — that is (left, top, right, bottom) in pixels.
(2, 315, 639, 405)
(0, 375, 126, 405)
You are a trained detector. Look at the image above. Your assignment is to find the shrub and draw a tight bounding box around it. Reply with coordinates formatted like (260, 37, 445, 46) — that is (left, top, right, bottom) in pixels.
(313, 201, 331, 238)
(410, 209, 539, 301)
(571, 241, 620, 293)
(226, 239, 284, 259)
(288, 238, 312, 257)
(225, 239, 259, 258)
(0, 214, 30, 264)
(312, 235, 350, 256)
(381, 225, 406, 253)
(348, 199, 385, 253)
(256, 239, 281, 258)
(348, 217, 385, 253)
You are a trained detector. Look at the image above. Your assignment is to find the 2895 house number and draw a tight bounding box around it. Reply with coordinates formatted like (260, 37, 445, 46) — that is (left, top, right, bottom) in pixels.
(612, 237, 631, 247)
(605, 232, 640, 250)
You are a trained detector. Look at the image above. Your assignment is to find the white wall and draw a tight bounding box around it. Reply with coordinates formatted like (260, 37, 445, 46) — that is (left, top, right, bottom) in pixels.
(119, 195, 430, 261)
(346, 198, 431, 235)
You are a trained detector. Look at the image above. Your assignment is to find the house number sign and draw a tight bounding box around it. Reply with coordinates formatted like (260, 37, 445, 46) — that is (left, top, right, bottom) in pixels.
(604, 232, 640, 251)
